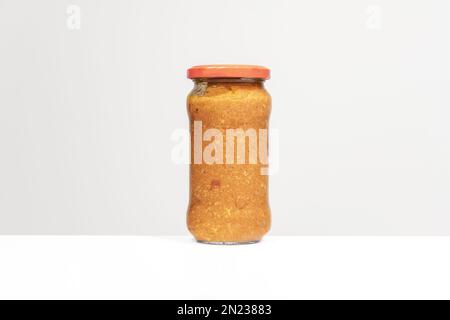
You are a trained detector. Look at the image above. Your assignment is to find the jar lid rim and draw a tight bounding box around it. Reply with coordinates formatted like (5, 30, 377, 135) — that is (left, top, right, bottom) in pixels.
(187, 65, 270, 80)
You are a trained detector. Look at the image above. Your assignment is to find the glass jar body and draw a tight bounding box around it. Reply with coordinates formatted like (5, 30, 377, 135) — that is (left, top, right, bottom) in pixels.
(187, 78, 271, 244)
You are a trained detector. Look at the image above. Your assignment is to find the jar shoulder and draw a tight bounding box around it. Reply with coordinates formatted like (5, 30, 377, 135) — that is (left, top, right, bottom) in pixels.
(187, 83, 271, 115)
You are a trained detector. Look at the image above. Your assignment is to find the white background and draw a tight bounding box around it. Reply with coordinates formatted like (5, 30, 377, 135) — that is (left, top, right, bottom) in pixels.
(1, 0, 450, 235)
(1, 236, 450, 299)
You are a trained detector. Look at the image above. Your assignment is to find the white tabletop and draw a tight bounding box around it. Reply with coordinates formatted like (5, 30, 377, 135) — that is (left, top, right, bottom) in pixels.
(0, 236, 449, 299)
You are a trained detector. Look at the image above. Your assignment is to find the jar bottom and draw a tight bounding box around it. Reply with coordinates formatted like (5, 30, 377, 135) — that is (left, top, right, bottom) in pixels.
(196, 240, 260, 245)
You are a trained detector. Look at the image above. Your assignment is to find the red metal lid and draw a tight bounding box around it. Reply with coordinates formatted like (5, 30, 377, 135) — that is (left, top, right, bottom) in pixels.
(187, 65, 270, 80)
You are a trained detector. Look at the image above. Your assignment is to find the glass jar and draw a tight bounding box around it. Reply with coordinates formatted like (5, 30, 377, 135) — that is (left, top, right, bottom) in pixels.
(186, 65, 271, 244)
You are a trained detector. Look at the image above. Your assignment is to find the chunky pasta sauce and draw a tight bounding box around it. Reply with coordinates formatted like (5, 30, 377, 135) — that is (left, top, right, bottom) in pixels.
(187, 65, 271, 244)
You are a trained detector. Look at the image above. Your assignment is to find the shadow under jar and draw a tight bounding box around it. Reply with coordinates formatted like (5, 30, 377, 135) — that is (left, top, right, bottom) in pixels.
(186, 65, 271, 244)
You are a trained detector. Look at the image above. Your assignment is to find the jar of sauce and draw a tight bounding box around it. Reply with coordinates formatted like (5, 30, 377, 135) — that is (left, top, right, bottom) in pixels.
(187, 65, 271, 244)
